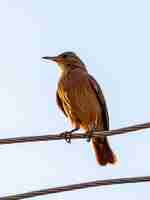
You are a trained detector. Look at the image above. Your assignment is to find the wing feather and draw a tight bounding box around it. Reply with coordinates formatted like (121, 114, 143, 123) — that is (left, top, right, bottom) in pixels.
(56, 91, 67, 117)
(88, 75, 109, 130)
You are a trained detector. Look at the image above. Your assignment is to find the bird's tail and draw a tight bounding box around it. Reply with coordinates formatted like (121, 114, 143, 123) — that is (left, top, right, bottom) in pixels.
(92, 137, 116, 166)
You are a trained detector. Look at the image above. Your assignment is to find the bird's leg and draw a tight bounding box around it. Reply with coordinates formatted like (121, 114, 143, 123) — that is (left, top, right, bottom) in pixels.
(60, 128, 79, 144)
(86, 122, 99, 142)
(87, 127, 105, 143)
(86, 127, 97, 142)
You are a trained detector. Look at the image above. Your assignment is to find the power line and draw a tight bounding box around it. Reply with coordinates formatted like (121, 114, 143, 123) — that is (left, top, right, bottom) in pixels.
(0, 122, 149, 145)
(0, 176, 150, 199)
(0, 123, 150, 199)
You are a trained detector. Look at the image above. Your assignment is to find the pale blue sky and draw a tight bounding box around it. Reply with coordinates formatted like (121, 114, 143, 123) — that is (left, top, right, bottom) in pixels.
(0, 0, 150, 199)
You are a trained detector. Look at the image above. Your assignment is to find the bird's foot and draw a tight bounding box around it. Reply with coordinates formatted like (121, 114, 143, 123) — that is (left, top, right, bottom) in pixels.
(86, 132, 92, 142)
(60, 128, 79, 144)
(86, 128, 97, 142)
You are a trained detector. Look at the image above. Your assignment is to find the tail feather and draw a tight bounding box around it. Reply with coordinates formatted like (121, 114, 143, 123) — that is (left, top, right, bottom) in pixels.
(92, 137, 116, 166)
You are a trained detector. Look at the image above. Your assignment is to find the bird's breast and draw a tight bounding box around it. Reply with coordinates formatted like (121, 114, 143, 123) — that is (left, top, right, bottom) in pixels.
(57, 68, 102, 130)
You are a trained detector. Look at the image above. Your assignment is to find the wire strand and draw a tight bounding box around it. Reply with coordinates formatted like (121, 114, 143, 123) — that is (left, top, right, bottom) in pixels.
(1, 176, 150, 199)
(0, 122, 150, 145)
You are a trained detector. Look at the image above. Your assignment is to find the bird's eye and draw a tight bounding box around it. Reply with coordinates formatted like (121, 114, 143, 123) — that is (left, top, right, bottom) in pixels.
(62, 54, 68, 58)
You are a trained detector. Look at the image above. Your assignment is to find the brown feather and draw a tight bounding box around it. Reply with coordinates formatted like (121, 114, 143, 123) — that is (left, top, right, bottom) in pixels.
(56, 91, 67, 117)
(51, 52, 117, 165)
(88, 75, 109, 130)
(57, 68, 116, 165)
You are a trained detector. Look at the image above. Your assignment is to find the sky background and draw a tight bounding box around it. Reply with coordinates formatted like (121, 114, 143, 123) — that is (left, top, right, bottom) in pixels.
(0, 0, 150, 199)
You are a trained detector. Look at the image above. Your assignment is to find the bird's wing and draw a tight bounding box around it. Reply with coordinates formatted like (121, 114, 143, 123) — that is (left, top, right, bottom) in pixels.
(88, 75, 109, 130)
(56, 91, 67, 117)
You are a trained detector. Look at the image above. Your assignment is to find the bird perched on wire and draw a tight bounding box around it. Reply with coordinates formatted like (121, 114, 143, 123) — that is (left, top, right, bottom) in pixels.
(42, 52, 116, 166)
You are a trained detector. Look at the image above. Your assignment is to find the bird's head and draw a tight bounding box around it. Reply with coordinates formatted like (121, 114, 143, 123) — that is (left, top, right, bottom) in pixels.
(42, 51, 86, 73)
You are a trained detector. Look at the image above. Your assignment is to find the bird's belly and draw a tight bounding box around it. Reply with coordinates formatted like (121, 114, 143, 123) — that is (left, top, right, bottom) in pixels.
(61, 86, 102, 131)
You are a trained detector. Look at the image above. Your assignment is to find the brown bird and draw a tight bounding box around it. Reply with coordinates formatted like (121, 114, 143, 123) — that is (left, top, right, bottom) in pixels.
(42, 52, 116, 166)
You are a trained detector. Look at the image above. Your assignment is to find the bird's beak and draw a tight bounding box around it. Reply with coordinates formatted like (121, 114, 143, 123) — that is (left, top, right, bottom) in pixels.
(42, 56, 59, 62)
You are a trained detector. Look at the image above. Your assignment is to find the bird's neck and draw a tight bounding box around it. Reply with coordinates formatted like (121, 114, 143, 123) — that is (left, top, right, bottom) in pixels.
(59, 63, 87, 76)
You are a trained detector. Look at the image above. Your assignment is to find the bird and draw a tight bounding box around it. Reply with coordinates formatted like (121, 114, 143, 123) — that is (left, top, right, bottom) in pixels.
(42, 51, 116, 166)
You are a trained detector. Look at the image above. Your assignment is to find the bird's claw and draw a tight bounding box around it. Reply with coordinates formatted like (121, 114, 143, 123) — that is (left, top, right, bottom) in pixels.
(86, 132, 93, 142)
(60, 128, 79, 144)
(86, 127, 97, 142)
(60, 131, 72, 144)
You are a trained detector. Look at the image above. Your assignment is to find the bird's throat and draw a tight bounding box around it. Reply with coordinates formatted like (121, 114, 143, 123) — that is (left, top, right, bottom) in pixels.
(58, 63, 70, 75)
